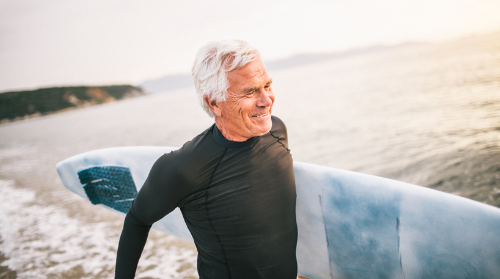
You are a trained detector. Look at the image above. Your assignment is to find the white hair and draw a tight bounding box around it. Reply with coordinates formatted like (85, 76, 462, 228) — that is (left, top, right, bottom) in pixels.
(192, 40, 260, 117)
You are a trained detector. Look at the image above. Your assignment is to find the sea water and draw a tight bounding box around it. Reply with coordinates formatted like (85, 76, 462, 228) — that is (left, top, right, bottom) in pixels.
(1, 31, 499, 278)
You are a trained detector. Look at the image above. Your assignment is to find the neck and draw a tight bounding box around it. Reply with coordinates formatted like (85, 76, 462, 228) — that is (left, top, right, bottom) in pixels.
(214, 118, 249, 142)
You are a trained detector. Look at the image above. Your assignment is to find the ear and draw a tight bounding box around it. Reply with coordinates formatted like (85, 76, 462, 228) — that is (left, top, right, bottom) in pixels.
(205, 96, 222, 117)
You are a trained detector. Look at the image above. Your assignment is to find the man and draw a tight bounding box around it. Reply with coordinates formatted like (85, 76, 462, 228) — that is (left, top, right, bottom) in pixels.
(115, 40, 298, 278)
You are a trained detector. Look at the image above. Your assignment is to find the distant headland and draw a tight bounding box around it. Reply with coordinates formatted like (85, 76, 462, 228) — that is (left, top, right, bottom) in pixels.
(0, 85, 144, 124)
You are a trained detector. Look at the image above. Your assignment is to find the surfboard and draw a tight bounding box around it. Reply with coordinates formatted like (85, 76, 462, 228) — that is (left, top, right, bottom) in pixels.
(56, 146, 500, 279)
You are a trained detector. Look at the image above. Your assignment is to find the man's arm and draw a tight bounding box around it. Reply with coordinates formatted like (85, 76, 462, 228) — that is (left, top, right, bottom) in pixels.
(115, 153, 188, 278)
(115, 212, 152, 278)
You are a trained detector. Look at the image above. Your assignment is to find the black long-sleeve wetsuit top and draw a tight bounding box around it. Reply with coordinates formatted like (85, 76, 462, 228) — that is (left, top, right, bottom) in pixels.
(115, 116, 298, 279)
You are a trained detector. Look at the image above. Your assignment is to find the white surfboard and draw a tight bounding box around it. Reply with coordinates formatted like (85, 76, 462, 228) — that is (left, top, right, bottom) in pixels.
(56, 146, 500, 278)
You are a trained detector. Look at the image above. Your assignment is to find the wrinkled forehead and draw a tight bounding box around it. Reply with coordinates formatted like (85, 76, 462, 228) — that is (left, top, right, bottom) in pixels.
(226, 58, 273, 93)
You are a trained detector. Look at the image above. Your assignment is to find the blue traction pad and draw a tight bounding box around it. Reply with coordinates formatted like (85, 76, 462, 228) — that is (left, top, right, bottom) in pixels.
(78, 166, 138, 213)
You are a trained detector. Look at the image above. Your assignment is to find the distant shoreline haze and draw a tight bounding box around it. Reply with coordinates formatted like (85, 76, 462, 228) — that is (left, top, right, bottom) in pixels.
(139, 41, 425, 94)
(0, 42, 424, 123)
(0, 85, 144, 123)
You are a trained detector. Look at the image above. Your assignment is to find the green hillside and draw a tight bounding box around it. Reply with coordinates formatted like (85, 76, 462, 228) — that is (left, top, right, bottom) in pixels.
(0, 85, 144, 122)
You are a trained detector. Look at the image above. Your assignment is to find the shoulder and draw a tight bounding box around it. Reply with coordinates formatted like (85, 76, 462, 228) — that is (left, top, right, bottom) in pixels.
(150, 125, 225, 184)
(270, 115, 288, 138)
(269, 115, 290, 148)
(168, 125, 225, 168)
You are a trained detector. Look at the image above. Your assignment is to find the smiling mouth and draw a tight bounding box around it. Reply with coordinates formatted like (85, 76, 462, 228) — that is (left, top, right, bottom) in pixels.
(252, 112, 269, 118)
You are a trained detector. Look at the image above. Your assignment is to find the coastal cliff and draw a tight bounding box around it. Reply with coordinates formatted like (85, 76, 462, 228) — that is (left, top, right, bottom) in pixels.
(0, 85, 144, 123)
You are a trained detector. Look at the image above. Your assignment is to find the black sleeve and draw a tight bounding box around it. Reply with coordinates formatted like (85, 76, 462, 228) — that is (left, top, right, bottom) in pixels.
(115, 153, 190, 278)
(115, 212, 152, 278)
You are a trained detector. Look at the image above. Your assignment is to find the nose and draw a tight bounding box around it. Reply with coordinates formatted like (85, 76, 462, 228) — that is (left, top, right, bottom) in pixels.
(256, 88, 274, 108)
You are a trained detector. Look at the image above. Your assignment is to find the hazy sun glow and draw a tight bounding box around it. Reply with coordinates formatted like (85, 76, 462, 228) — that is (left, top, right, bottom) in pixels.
(1, 0, 499, 92)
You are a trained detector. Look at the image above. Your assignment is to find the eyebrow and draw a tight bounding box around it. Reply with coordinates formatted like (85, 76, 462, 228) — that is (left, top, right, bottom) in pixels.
(243, 78, 273, 93)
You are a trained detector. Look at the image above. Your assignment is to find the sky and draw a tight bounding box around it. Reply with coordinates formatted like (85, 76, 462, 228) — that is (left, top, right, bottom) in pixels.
(1, 0, 500, 92)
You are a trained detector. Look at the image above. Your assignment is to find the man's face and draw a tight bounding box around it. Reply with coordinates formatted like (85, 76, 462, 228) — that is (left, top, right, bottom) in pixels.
(210, 57, 275, 141)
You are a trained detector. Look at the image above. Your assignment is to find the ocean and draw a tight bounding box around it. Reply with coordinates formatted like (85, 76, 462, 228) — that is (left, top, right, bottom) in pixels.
(1, 31, 499, 278)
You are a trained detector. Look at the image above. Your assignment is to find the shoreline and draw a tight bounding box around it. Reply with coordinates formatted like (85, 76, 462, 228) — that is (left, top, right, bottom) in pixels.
(0, 240, 17, 279)
(0, 105, 87, 126)
(0, 85, 145, 125)
(0, 93, 148, 126)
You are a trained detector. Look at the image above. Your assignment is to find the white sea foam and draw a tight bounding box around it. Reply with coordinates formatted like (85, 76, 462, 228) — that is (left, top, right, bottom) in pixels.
(0, 180, 197, 278)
